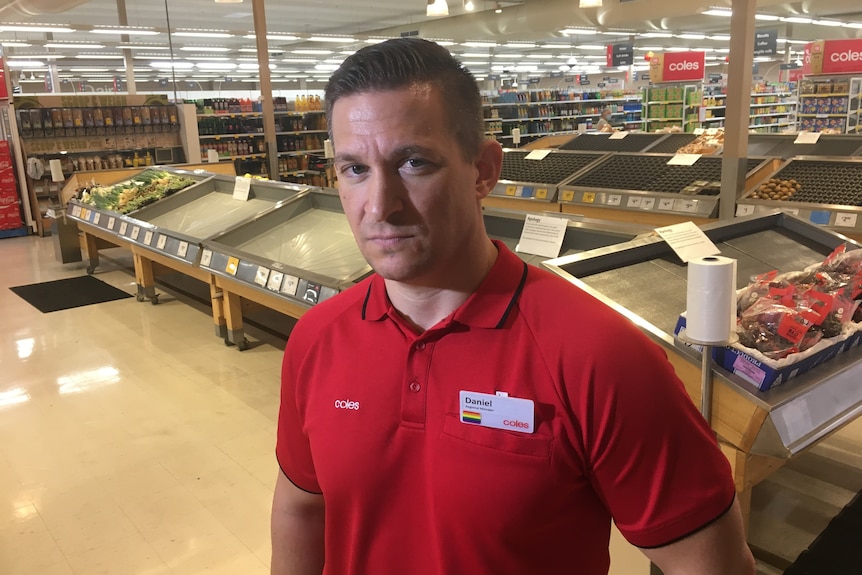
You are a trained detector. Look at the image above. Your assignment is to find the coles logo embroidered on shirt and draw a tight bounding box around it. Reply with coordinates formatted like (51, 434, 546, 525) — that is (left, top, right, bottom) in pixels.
(334, 399, 360, 410)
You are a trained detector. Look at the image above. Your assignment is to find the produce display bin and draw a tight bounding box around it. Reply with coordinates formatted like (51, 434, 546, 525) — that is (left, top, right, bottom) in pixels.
(737, 133, 862, 159)
(484, 149, 607, 212)
(736, 156, 862, 241)
(482, 207, 651, 267)
(200, 188, 370, 347)
(543, 211, 862, 528)
(557, 153, 772, 227)
(558, 132, 669, 153)
(641, 133, 699, 154)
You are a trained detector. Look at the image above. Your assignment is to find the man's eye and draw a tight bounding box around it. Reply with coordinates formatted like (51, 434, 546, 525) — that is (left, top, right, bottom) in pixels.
(342, 164, 367, 175)
(404, 158, 427, 169)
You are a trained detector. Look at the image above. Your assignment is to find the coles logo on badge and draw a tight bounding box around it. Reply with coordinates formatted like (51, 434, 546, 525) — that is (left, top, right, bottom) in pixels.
(334, 399, 360, 410)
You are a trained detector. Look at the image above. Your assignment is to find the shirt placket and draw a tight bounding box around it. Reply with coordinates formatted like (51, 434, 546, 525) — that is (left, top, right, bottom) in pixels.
(400, 337, 436, 429)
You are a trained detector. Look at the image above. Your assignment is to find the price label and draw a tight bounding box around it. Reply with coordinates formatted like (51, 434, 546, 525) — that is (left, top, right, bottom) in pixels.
(254, 266, 270, 286)
(157, 234, 168, 250)
(107, 216, 116, 230)
(658, 198, 675, 211)
(535, 188, 548, 200)
(226, 256, 240, 276)
(505, 185, 517, 196)
(71, 205, 82, 218)
(795, 131, 821, 144)
(626, 196, 642, 208)
(93, 212, 101, 225)
(177, 241, 189, 259)
(736, 204, 755, 217)
(233, 176, 252, 201)
(608, 131, 628, 140)
(782, 207, 800, 216)
(675, 199, 698, 213)
(200, 248, 212, 267)
(694, 128, 705, 135)
(80, 209, 89, 221)
(143, 230, 154, 245)
(525, 149, 552, 160)
(267, 271, 284, 292)
(514, 186, 524, 197)
(280, 274, 299, 296)
(582, 192, 596, 204)
(835, 213, 859, 228)
(119, 221, 128, 235)
(641, 198, 656, 210)
(561, 190, 575, 202)
(668, 154, 701, 166)
(606, 194, 622, 206)
(706, 128, 719, 135)
(130, 226, 141, 241)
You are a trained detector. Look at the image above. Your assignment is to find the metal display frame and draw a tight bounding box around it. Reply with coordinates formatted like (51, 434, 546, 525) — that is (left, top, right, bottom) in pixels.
(543, 211, 862, 527)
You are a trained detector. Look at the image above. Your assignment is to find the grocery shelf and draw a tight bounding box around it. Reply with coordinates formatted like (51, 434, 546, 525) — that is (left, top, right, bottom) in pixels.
(278, 149, 325, 156)
(645, 117, 684, 122)
(197, 112, 263, 118)
(199, 132, 263, 139)
(749, 122, 794, 129)
(750, 102, 794, 108)
(281, 170, 323, 176)
(704, 105, 726, 110)
(750, 112, 795, 119)
(703, 117, 726, 122)
(217, 153, 267, 161)
(646, 100, 684, 105)
(275, 129, 329, 136)
(798, 113, 849, 118)
(800, 93, 851, 97)
(484, 97, 639, 107)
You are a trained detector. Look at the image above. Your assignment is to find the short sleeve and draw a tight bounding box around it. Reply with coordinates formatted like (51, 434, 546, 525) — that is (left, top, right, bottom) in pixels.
(275, 325, 322, 494)
(579, 326, 735, 548)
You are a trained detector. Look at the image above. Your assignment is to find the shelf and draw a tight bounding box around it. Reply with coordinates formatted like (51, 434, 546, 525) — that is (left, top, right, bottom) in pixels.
(749, 122, 794, 129)
(645, 117, 684, 122)
(749, 102, 794, 108)
(275, 129, 329, 136)
(704, 105, 727, 110)
(278, 149, 325, 156)
(280, 169, 322, 176)
(798, 113, 849, 118)
(277, 110, 325, 115)
(750, 112, 795, 119)
(484, 130, 503, 135)
(702, 117, 726, 122)
(498, 129, 579, 139)
(800, 93, 850, 98)
(197, 110, 325, 118)
(199, 132, 263, 139)
(646, 100, 684, 105)
(483, 97, 640, 107)
(217, 153, 267, 161)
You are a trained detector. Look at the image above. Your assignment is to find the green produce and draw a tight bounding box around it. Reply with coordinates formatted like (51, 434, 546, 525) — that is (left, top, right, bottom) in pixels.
(77, 169, 197, 214)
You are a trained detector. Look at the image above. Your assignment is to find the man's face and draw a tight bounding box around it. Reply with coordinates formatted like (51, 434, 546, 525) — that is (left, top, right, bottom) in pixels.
(332, 84, 499, 285)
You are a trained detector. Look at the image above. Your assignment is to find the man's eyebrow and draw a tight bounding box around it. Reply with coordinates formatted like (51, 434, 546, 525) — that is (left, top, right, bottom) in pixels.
(334, 146, 435, 164)
(334, 153, 362, 164)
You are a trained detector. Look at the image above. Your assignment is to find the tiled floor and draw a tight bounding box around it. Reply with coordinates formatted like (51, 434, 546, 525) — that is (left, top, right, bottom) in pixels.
(1, 234, 860, 574)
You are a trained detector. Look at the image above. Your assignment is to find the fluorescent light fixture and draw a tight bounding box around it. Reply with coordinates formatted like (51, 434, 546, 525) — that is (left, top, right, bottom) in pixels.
(813, 20, 843, 27)
(576, 45, 606, 50)
(781, 16, 812, 24)
(462, 60, 489, 66)
(75, 54, 124, 59)
(462, 41, 497, 47)
(237, 47, 282, 53)
(754, 14, 780, 21)
(540, 43, 572, 49)
(7, 60, 45, 67)
(676, 33, 706, 40)
(243, 33, 300, 41)
(238, 63, 260, 69)
(435, 40, 456, 46)
(196, 62, 237, 70)
(180, 46, 231, 52)
(641, 32, 673, 38)
(0, 41, 31, 47)
(190, 56, 230, 61)
(45, 43, 105, 49)
(560, 28, 598, 35)
(708, 35, 731, 41)
(702, 9, 732, 17)
(309, 36, 355, 43)
(427, 0, 449, 17)
(119, 44, 171, 50)
(69, 67, 109, 72)
(314, 64, 339, 71)
(364, 38, 388, 44)
(635, 46, 662, 51)
(292, 49, 332, 55)
(150, 61, 194, 69)
(526, 53, 552, 59)
(603, 31, 634, 36)
(0, 24, 74, 33)
(579, 0, 602, 7)
(464, 1, 475, 11)
(91, 27, 159, 35)
(514, 65, 538, 72)
(844, 22, 862, 29)
(172, 30, 233, 38)
(504, 42, 537, 48)
(461, 52, 490, 58)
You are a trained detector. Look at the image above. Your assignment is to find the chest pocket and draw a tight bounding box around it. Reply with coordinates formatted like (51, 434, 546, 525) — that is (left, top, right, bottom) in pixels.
(440, 413, 552, 458)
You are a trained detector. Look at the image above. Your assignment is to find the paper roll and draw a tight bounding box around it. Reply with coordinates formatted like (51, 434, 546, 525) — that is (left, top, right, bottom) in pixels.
(686, 255, 737, 344)
(49, 159, 64, 182)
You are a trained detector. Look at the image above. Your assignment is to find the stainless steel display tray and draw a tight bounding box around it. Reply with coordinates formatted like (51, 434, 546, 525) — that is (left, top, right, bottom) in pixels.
(558, 154, 771, 219)
(482, 207, 652, 267)
(736, 156, 862, 236)
(558, 132, 669, 153)
(543, 211, 862, 457)
(490, 149, 607, 204)
(736, 133, 862, 159)
(201, 188, 371, 308)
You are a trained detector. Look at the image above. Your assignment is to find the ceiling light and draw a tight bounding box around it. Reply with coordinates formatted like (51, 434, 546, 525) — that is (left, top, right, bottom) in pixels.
(603, 31, 634, 36)
(708, 35, 731, 41)
(173, 31, 232, 38)
(427, 0, 449, 17)
(281, 58, 316, 64)
(813, 20, 843, 27)
(494, 2, 502, 14)
(364, 38, 388, 44)
(641, 32, 673, 38)
(844, 22, 862, 29)
(676, 33, 706, 40)
(150, 61, 194, 69)
(435, 40, 456, 46)
(560, 28, 599, 35)
(179, 46, 231, 52)
(69, 67, 109, 72)
(242, 33, 300, 41)
(309, 36, 355, 43)
(754, 14, 780, 21)
(0, 24, 74, 33)
(292, 49, 332, 55)
(702, 9, 732, 17)
(635, 46, 662, 51)
(579, 0, 602, 7)
(8, 53, 63, 59)
(196, 62, 237, 70)
(45, 43, 105, 49)
(191, 56, 230, 61)
(576, 45, 606, 50)
(91, 27, 159, 35)
(7, 60, 45, 67)
(462, 61, 489, 66)
(526, 53, 552, 59)
(75, 54, 124, 59)
(504, 42, 537, 48)
(0, 42, 31, 47)
(314, 64, 340, 71)
(462, 41, 497, 48)
(238, 63, 260, 69)
(119, 44, 170, 50)
(464, 0, 475, 11)
(781, 16, 812, 24)
(540, 43, 572, 49)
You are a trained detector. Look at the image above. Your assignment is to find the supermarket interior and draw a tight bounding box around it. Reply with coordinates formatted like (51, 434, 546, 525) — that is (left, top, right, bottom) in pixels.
(2, 0, 862, 574)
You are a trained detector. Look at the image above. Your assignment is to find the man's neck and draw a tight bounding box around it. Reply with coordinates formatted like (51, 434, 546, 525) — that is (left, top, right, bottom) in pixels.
(384, 239, 498, 332)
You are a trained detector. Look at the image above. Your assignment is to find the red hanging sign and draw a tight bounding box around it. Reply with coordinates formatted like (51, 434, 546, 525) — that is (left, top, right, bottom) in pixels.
(649, 51, 706, 83)
(0, 58, 8, 100)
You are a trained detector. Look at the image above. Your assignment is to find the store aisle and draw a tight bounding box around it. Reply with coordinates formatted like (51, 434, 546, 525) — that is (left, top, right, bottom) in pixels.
(5, 235, 859, 575)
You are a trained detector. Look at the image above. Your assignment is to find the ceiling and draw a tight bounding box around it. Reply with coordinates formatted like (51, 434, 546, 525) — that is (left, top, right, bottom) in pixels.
(2, 0, 862, 91)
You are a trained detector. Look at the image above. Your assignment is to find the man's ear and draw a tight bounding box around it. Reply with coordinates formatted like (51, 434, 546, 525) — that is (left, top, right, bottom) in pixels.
(474, 139, 503, 200)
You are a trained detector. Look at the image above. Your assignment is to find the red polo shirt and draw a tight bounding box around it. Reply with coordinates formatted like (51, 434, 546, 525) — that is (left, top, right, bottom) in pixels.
(277, 241, 734, 575)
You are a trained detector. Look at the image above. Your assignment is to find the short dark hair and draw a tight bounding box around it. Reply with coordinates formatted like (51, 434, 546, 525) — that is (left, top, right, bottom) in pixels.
(325, 37, 484, 160)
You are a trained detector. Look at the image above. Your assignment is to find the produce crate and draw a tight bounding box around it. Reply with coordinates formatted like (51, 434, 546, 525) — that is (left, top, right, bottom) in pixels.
(558, 133, 667, 153)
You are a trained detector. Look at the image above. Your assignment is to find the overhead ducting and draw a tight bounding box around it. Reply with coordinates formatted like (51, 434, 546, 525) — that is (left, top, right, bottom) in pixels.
(0, 0, 91, 18)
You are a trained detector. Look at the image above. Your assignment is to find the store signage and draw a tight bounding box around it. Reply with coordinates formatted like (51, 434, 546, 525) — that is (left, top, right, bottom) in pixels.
(779, 63, 801, 70)
(0, 58, 7, 100)
(804, 39, 862, 75)
(597, 82, 606, 88)
(607, 77, 620, 84)
(550, 71, 564, 78)
(578, 74, 590, 85)
(708, 73, 723, 83)
(753, 29, 778, 56)
(528, 77, 541, 84)
(649, 51, 705, 83)
(606, 43, 634, 67)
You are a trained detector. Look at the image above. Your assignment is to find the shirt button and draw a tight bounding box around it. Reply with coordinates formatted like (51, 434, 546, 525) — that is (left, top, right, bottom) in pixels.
(416, 342, 426, 350)
(409, 381, 421, 393)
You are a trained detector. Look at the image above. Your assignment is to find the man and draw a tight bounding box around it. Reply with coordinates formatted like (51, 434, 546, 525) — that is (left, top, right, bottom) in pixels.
(272, 38, 754, 575)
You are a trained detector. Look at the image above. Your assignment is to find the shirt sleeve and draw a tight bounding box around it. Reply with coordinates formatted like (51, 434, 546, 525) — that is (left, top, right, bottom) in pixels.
(577, 323, 735, 548)
(276, 323, 322, 494)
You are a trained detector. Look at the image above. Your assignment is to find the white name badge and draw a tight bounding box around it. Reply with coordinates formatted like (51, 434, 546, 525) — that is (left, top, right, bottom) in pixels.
(459, 390, 534, 434)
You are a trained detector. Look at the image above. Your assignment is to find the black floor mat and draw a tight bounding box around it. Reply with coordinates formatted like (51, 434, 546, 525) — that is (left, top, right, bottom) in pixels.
(784, 490, 862, 574)
(10, 275, 132, 313)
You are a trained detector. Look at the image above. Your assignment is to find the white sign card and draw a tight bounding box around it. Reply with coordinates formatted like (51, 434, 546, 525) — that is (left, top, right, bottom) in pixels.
(130, 226, 140, 240)
(254, 266, 270, 286)
(641, 197, 656, 210)
(143, 230, 154, 245)
(668, 154, 702, 166)
(280, 274, 299, 296)
(658, 198, 675, 211)
(736, 204, 756, 217)
(107, 216, 116, 230)
(516, 214, 568, 259)
(177, 241, 189, 258)
(795, 131, 821, 145)
(655, 221, 721, 263)
(609, 131, 628, 140)
(233, 176, 252, 201)
(267, 271, 284, 291)
(524, 149, 552, 161)
(157, 235, 168, 250)
(835, 213, 858, 228)
(119, 221, 128, 235)
(200, 249, 213, 267)
(93, 212, 101, 225)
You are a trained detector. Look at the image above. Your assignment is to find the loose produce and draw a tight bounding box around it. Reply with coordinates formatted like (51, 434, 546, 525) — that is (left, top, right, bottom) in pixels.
(750, 177, 802, 201)
(76, 169, 198, 214)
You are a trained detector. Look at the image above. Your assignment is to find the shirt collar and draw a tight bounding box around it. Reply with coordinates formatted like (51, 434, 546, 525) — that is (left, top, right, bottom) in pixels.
(361, 240, 528, 330)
